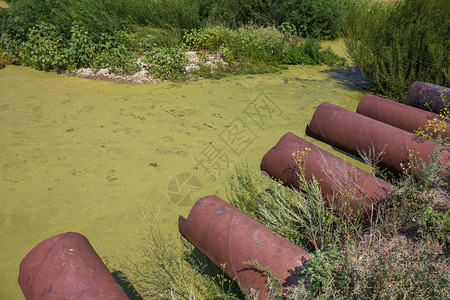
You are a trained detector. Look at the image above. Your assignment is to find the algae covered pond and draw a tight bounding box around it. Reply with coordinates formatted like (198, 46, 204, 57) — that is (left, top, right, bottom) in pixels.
(0, 60, 370, 298)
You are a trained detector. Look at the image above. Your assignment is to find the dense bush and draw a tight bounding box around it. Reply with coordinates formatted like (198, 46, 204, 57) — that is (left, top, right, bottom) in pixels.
(142, 46, 188, 80)
(345, 0, 450, 101)
(184, 26, 345, 67)
(1, 0, 350, 42)
(197, 0, 348, 39)
(21, 22, 68, 71)
(0, 0, 346, 77)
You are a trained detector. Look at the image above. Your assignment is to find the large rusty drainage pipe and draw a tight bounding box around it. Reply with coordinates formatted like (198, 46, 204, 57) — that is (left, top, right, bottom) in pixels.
(178, 195, 310, 299)
(356, 94, 449, 139)
(18, 232, 129, 300)
(406, 81, 450, 114)
(260, 132, 393, 215)
(305, 102, 450, 173)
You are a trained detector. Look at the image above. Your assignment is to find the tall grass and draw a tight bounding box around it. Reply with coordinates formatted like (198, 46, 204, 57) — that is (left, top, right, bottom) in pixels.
(227, 163, 362, 252)
(225, 147, 449, 298)
(121, 214, 244, 299)
(123, 150, 448, 299)
(345, 0, 450, 101)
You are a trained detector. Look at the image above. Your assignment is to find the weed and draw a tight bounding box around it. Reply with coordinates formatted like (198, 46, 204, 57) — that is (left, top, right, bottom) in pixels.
(94, 31, 140, 75)
(227, 162, 362, 252)
(122, 214, 243, 299)
(414, 90, 450, 146)
(300, 236, 449, 299)
(345, 0, 450, 101)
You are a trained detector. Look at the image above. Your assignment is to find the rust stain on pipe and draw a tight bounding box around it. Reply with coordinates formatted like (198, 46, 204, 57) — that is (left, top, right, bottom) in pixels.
(260, 132, 393, 215)
(178, 195, 310, 299)
(406, 81, 450, 114)
(306, 102, 450, 173)
(357, 94, 449, 139)
(18, 232, 129, 300)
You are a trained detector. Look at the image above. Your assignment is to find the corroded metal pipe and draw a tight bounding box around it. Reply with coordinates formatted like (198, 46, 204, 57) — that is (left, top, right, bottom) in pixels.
(18, 232, 129, 300)
(356, 94, 449, 139)
(406, 81, 450, 114)
(306, 102, 450, 173)
(260, 132, 393, 215)
(178, 195, 310, 299)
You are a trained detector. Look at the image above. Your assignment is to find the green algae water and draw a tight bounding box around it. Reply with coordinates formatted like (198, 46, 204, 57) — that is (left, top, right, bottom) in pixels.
(0, 60, 370, 298)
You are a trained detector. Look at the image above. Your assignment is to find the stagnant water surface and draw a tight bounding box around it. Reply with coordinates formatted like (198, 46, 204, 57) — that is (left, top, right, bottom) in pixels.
(0, 57, 370, 298)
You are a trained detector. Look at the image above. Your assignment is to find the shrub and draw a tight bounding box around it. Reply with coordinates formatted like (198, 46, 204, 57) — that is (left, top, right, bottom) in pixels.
(133, 26, 184, 50)
(278, 0, 348, 39)
(345, 0, 450, 101)
(301, 237, 449, 299)
(22, 22, 68, 71)
(282, 38, 345, 65)
(94, 31, 140, 75)
(197, 0, 349, 39)
(67, 22, 96, 69)
(132, 0, 201, 30)
(1, 0, 127, 41)
(143, 46, 188, 80)
(384, 148, 450, 251)
(183, 26, 345, 68)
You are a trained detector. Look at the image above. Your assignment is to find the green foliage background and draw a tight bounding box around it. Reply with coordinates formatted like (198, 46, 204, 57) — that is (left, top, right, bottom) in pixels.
(345, 0, 450, 101)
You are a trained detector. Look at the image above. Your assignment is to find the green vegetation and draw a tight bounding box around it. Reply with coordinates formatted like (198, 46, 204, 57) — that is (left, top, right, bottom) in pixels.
(344, 0, 450, 101)
(122, 215, 244, 299)
(124, 148, 449, 299)
(414, 91, 450, 146)
(0, 0, 348, 77)
(2, 0, 449, 298)
(1, 0, 448, 89)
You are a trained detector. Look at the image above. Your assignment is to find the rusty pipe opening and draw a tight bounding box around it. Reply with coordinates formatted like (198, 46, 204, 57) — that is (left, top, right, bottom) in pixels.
(18, 232, 129, 300)
(178, 195, 310, 299)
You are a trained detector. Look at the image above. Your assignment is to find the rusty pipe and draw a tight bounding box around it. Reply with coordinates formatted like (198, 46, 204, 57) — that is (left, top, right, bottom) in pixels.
(356, 94, 449, 139)
(18, 232, 129, 300)
(260, 132, 393, 215)
(305, 102, 450, 173)
(406, 81, 450, 114)
(178, 195, 310, 299)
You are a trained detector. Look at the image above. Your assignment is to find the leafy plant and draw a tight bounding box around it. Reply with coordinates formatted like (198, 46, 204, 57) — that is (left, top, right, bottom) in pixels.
(67, 22, 95, 69)
(143, 46, 188, 80)
(22, 22, 68, 71)
(94, 31, 140, 75)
